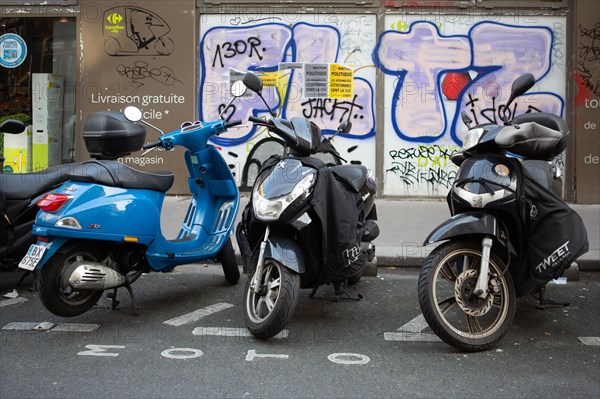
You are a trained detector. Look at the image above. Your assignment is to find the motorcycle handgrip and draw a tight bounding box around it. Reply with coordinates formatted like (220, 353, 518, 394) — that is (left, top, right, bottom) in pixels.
(142, 140, 162, 150)
(248, 116, 267, 125)
(225, 119, 243, 128)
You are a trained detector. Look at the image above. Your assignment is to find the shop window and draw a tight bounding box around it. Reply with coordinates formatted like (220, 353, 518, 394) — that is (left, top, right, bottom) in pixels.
(1, 17, 76, 173)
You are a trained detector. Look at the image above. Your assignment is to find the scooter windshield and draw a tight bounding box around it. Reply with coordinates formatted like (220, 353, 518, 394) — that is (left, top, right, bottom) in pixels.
(257, 159, 317, 199)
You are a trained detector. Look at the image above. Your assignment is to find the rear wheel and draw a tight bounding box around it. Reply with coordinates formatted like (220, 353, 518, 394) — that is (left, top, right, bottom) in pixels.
(244, 259, 299, 339)
(38, 244, 105, 317)
(418, 240, 516, 352)
(218, 237, 240, 284)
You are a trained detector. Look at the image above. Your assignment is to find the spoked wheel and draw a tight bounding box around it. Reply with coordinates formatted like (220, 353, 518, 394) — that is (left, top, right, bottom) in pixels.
(218, 237, 240, 284)
(38, 244, 105, 317)
(418, 240, 516, 352)
(244, 259, 299, 339)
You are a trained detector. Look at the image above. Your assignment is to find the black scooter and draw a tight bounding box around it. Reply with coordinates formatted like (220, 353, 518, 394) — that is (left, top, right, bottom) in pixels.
(236, 72, 379, 339)
(418, 73, 588, 352)
(1, 119, 77, 273)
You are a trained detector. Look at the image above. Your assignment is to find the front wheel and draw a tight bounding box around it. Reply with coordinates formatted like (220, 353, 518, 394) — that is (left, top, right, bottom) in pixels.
(244, 259, 300, 339)
(418, 240, 516, 352)
(38, 244, 106, 317)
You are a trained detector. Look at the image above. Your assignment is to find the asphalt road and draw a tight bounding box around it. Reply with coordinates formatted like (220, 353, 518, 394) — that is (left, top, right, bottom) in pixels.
(1, 267, 599, 399)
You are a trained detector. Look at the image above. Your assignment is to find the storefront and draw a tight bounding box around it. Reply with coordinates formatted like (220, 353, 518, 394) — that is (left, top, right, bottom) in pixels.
(1, 9, 77, 173)
(1, 0, 598, 203)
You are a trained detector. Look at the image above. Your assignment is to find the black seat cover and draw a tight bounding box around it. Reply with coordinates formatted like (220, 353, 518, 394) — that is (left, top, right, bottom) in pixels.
(1, 164, 79, 200)
(68, 160, 174, 193)
(513, 112, 567, 135)
(331, 164, 368, 192)
(495, 121, 565, 160)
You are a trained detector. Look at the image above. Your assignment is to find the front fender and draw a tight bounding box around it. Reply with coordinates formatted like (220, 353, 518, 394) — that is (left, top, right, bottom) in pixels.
(423, 211, 506, 247)
(264, 233, 305, 274)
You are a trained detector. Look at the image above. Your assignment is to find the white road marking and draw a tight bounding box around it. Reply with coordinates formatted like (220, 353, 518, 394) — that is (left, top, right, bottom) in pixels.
(327, 353, 370, 365)
(398, 314, 428, 333)
(245, 350, 289, 361)
(0, 297, 28, 308)
(192, 327, 289, 339)
(2, 322, 99, 332)
(163, 302, 234, 326)
(578, 337, 600, 346)
(78, 345, 125, 357)
(384, 332, 442, 342)
(384, 313, 442, 342)
(161, 348, 204, 359)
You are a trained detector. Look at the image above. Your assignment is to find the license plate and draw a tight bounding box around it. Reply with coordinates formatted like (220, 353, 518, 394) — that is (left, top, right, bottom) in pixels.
(18, 244, 48, 271)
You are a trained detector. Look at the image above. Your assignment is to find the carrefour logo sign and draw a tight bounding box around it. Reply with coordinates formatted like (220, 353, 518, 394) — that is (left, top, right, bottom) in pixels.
(107, 12, 123, 25)
(0, 33, 27, 69)
(105, 12, 125, 33)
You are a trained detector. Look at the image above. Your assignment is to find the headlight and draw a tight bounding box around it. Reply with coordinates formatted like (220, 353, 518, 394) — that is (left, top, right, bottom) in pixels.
(462, 128, 484, 151)
(252, 173, 315, 221)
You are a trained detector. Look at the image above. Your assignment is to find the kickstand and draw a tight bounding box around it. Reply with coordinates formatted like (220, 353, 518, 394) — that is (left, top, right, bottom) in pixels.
(309, 286, 319, 299)
(534, 285, 570, 310)
(107, 285, 139, 315)
(332, 282, 363, 303)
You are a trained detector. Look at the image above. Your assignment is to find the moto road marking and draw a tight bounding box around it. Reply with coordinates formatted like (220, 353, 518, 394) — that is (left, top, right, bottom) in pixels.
(2, 322, 100, 332)
(384, 313, 442, 342)
(192, 327, 289, 339)
(0, 298, 28, 308)
(161, 348, 204, 359)
(78, 345, 125, 357)
(245, 350, 289, 361)
(163, 302, 234, 326)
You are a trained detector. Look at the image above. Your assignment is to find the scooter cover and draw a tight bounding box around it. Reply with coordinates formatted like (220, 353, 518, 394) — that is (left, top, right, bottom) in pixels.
(517, 164, 589, 285)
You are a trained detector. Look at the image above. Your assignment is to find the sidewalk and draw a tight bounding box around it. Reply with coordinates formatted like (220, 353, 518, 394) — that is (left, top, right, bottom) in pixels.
(161, 196, 600, 272)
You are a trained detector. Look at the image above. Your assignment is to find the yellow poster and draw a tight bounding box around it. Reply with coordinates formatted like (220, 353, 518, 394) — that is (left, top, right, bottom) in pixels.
(328, 64, 353, 99)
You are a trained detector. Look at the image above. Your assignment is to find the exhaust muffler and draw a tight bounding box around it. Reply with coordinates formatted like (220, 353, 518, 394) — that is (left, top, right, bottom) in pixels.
(68, 261, 126, 290)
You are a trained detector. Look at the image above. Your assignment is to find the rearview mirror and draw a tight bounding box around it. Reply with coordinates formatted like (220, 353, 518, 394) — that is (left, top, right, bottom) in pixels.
(124, 106, 142, 122)
(242, 72, 263, 95)
(502, 73, 536, 124)
(337, 120, 352, 134)
(231, 80, 247, 98)
(510, 73, 535, 99)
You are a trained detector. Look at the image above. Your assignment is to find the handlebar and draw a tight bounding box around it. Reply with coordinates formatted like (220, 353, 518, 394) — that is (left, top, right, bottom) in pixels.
(225, 119, 243, 129)
(248, 116, 268, 126)
(142, 140, 162, 150)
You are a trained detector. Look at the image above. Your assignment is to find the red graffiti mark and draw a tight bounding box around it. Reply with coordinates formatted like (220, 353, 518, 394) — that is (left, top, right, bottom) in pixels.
(441, 72, 472, 101)
(574, 70, 593, 107)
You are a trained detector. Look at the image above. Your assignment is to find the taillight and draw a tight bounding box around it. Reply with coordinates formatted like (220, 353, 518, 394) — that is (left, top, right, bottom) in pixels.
(37, 194, 71, 212)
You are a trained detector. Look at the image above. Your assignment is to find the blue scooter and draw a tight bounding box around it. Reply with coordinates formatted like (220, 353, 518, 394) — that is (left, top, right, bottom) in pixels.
(19, 82, 247, 317)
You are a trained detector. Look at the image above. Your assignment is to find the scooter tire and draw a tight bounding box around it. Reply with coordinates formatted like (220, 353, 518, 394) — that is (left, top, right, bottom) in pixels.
(219, 237, 240, 285)
(418, 240, 516, 352)
(244, 260, 300, 339)
(38, 244, 105, 317)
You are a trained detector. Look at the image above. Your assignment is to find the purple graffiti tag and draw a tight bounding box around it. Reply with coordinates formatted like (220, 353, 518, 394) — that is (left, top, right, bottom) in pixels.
(374, 22, 471, 142)
(199, 23, 292, 145)
(284, 23, 375, 138)
(452, 22, 563, 143)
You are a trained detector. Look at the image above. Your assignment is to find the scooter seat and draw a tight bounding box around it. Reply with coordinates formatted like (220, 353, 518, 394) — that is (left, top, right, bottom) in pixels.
(1, 164, 79, 200)
(331, 164, 368, 192)
(68, 160, 174, 193)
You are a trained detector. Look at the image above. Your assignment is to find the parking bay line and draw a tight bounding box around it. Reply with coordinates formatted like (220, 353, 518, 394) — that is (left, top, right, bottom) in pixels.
(192, 327, 289, 339)
(0, 297, 28, 308)
(163, 302, 234, 327)
(384, 314, 442, 342)
(2, 322, 100, 332)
